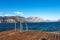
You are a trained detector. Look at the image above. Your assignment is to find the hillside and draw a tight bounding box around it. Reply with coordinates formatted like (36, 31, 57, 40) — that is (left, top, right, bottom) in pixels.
(0, 30, 60, 40)
(0, 16, 26, 23)
(0, 16, 45, 23)
(26, 17, 45, 22)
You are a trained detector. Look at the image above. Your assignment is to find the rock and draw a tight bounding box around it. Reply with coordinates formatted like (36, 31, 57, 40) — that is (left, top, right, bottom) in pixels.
(0, 16, 45, 23)
(26, 17, 45, 22)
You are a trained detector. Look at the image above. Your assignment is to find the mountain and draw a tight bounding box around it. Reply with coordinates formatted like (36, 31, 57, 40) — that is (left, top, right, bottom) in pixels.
(45, 20, 58, 22)
(0, 16, 26, 23)
(0, 16, 45, 23)
(0, 16, 59, 23)
(26, 17, 45, 22)
(58, 19, 60, 22)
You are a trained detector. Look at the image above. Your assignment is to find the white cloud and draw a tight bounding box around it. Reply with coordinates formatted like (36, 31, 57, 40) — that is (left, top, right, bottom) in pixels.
(4, 14, 11, 16)
(0, 12, 13, 16)
(0, 11, 24, 16)
(15, 11, 23, 15)
(4, 14, 15, 16)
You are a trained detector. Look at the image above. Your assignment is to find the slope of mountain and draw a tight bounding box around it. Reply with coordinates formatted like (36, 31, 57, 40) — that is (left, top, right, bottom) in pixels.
(0, 16, 26, 23)
(58, 19, 60, 22)
(0, 16, 59, 23)
(0, 16, 45, 23)
(26, 17, 45, 22)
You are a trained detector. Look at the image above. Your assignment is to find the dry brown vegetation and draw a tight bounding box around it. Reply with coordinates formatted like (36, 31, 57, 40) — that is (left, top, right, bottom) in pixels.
(0, 30, 60, 40)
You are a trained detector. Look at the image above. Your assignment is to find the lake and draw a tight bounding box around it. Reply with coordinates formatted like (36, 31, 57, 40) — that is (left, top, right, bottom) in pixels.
(0, 22, 60, 32)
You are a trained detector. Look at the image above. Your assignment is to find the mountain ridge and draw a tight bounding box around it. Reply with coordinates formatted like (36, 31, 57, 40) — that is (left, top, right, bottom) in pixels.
(0, 16, 45, 23)
(0, 16, 59, 23)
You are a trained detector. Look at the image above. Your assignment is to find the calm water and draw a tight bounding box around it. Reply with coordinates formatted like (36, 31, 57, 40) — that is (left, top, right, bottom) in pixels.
(0, 22, 60, 32)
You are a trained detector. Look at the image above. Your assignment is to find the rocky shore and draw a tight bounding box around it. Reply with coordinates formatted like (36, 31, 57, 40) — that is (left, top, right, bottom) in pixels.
(0, 30, 60, 40)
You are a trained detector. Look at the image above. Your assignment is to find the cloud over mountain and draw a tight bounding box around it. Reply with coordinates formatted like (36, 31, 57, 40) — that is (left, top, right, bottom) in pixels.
(15, 11, 23, 15)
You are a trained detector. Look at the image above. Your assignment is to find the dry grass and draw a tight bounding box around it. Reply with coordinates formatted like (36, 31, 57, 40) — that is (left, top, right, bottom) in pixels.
(0, 30, 60, 40)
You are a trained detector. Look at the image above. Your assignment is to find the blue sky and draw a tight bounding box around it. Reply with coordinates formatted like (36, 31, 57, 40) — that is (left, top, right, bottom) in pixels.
(0, 0, 60, 20)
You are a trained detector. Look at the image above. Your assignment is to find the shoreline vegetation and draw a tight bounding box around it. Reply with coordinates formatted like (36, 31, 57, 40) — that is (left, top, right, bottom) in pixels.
(0, 29, 60, 40)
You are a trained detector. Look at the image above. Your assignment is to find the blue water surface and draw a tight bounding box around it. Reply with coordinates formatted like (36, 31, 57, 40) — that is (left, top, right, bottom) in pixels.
(0, 22, 60, 32)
